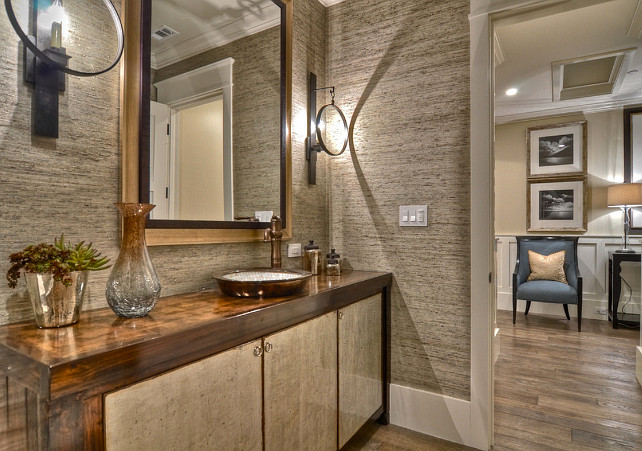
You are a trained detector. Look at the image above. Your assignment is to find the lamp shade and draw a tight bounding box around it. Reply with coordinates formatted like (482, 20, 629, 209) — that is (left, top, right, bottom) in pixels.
(607, 183, 642, 207)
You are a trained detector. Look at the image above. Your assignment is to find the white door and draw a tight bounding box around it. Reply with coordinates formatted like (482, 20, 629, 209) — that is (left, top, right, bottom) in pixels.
(150, 101, 171, 219)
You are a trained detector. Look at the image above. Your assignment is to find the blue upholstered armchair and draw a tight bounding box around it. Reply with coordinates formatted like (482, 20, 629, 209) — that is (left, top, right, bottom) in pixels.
(512, 236, 583, 331)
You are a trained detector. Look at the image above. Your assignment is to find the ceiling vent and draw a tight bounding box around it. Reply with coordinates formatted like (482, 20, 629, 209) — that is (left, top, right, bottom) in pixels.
(152, 25, 180, 41)
(551, 48, 635, 101)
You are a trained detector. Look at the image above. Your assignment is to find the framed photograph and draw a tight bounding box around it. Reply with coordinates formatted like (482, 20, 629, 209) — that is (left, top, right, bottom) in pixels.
(527, 178, 587, 232)
(527, 121, 587, 178)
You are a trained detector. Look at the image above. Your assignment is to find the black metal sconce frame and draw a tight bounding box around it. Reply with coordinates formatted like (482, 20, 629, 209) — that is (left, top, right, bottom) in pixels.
(306, 72, 348, 185)
(4, 0, 124, 138)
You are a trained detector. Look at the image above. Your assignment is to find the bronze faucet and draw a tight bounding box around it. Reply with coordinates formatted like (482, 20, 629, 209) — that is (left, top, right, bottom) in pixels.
(264, 215, 283, 268)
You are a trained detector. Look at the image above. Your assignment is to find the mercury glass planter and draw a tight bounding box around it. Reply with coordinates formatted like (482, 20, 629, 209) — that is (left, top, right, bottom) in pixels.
(106, 203, 161, 318)
(25, 271, 89, 328)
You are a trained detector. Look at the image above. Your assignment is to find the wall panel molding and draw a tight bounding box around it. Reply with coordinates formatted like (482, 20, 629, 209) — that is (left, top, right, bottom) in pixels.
(496, 235, 641, 320)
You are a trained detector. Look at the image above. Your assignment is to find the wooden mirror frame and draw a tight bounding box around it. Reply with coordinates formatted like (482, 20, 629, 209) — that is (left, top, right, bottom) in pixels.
(120, 0, 292, 245)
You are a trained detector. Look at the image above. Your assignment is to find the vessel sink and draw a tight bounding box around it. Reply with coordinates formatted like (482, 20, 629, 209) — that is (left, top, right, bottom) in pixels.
(213, 268, 312, 298)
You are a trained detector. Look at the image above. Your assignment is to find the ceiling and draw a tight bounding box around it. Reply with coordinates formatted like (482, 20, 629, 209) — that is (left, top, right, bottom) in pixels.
(150, 0, 280, 69)
(150, 0, 348, 69)
(494, 0, 642, 124)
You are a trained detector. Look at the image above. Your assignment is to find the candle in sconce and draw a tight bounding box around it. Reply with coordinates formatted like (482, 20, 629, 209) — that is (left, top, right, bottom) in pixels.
(50, 21, 62, 49)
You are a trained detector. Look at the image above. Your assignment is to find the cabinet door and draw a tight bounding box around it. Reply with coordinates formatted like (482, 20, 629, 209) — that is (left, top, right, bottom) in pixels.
(104, 339, 263, 451)
(263, 311, 337, 451)
(338, 294, 383, 447)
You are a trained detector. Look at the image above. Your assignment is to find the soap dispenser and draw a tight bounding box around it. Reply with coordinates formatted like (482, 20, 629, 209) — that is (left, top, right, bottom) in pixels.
(325, 249, 341, 276)
(303, 240, 322, 274)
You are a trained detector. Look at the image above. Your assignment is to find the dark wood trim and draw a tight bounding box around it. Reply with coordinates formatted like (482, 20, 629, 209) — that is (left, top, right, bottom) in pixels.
(623, 106, 642, 233)
(138, 0, 290, 231)
(84, 395, 104, 450)
(379, 278, 392, 425)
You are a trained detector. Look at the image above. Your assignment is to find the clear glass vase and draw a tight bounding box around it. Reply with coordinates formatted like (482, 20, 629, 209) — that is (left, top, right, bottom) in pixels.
(106, 203, 161, 318)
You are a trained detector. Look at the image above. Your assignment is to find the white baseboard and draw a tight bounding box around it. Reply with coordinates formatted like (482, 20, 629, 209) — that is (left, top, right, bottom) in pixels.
(493, 328, 500, 365)
(390, 384, 472, 447)
(635, 346, 642, 385)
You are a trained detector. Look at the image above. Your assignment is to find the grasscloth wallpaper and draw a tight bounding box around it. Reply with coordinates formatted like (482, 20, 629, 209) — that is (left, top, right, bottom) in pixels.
(0, 0, 471, 401)
(0, 0, 328, 323)
(326, 0, 471, 400)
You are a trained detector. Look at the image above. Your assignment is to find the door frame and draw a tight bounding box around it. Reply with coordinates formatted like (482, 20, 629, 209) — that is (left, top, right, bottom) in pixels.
(469, 1, 621, 448)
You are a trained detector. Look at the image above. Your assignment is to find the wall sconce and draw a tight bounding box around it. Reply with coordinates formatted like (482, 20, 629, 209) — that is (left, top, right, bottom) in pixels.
(5, 0, 124, 138)
(607, 182, 642, 253)
(306, 72, 348, 185)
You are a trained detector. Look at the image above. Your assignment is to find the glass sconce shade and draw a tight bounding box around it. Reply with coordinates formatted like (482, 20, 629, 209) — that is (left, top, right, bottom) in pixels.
(316, 103, 348, 156)
(4, 0, 124, 76)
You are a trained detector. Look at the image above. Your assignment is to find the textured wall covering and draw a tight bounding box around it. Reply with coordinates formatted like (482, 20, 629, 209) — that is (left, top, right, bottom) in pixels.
(326, 0, 471, 400)
(0, 0, 471, 404)
(0, 2, 121, 324)
(0, 0, 328, 325)
(154, 27, 281, 219)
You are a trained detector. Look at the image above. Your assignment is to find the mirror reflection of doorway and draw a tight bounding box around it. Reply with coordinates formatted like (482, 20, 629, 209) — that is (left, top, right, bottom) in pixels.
(150, 95, 232, 222)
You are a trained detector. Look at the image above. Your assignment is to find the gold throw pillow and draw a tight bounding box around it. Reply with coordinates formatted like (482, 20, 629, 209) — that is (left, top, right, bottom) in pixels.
(527, 250, 567, 284)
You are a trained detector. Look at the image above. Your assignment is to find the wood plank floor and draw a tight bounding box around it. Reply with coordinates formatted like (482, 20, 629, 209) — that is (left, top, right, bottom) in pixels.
(494, 309, 642, 450)
(344, 422, 474, 450)
(344, 310, 641, 450)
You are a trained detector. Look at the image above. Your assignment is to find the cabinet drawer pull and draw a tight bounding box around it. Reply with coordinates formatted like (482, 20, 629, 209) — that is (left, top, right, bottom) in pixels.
(264, 342, 273, 353)
(338, 311, 344, 320)
(254, 346, 263, 357)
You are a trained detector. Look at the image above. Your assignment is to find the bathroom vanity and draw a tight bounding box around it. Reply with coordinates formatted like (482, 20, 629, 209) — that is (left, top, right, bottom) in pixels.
(0, 270, 391, 450)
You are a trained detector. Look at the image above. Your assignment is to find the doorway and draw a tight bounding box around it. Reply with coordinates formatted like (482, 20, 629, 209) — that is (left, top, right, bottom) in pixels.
(490, 0, 642, 448)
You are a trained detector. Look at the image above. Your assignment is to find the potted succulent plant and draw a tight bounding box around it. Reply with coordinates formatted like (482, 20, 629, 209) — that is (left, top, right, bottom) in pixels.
(7, 236, 110, 328)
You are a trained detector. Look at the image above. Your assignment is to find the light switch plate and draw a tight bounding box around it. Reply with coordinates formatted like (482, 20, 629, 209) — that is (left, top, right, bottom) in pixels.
(399, 205, 428, 227)
(287, 243, 302, 257)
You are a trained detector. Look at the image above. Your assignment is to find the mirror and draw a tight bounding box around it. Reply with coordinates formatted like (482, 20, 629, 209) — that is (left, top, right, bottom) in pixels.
(121, 0, 292, 245)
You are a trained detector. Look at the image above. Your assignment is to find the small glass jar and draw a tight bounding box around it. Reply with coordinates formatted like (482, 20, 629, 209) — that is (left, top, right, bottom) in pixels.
(325, 249, 341, 276)
(326, 258, 341, 276)
(303, 240, 322, 274)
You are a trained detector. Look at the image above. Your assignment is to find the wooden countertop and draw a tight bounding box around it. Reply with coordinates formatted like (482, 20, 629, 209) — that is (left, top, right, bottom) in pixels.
(0, 270, 391, 400)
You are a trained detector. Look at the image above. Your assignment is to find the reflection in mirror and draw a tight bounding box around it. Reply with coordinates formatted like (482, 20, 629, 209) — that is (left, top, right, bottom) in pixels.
(142, 0, 283, 226)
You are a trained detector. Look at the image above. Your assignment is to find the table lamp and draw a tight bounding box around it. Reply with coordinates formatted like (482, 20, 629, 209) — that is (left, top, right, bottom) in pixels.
(607, 182, 642, 253)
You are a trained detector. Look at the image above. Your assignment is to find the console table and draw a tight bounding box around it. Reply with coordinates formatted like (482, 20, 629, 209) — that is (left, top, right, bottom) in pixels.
(608, 251, 641, 329)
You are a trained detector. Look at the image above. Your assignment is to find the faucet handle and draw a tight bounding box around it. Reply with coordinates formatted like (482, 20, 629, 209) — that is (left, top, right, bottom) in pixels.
(264, 228, 271, 242)
(270, 215, 282, 230)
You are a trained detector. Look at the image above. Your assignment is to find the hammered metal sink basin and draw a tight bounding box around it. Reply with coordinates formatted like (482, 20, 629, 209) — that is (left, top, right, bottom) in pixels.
(213, 268, 312, 298)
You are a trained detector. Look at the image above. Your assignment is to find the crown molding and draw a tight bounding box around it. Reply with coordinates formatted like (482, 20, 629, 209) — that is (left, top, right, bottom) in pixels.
(628, 0, 642, 38)
(495, 96, 642, 125)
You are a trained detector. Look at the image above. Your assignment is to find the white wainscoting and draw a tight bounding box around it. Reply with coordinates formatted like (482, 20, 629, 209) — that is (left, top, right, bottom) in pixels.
(495, 235, 641, 320)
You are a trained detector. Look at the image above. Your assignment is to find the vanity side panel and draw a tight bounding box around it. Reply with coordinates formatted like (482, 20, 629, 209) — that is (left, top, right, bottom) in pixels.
(263, 311, 338, 451)
(0, 375, 46, 450)
(103, 339, 263, 451)
(338, 294, 383, 448)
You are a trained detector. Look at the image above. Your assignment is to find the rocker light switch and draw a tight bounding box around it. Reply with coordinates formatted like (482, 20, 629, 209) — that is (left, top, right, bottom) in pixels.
(399, 205, 428, 227)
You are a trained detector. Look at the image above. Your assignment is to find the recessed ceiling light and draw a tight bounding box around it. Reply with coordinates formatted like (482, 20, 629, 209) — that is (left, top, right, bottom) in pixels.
(506, 88, 518, 96)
